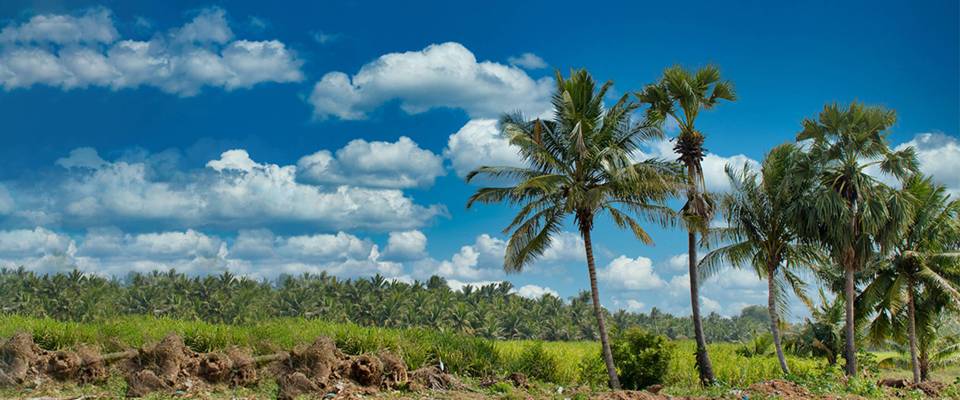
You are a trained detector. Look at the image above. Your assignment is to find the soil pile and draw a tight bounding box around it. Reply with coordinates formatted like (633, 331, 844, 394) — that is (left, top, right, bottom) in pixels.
(275, 337, 415, 400)
(746, 379, 812, 399)
(0, 332, 42, 386)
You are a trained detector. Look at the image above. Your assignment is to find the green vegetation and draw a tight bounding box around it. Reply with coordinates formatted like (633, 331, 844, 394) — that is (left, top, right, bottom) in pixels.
(610, 328, 672, 389)
(0, 268, 772, 342)
(636, 65, 737, 385)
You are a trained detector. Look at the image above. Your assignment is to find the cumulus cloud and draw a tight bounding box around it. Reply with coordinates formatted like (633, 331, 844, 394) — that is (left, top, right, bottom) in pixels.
(507, 52, 547, 69)
(56, 147, 109, 169)
(0, 8, 303, 94)
(8, 147, 444, 232)
(383, 230, 428, 261)
(0, 226, 403, 279)
(0, 184, 13, 215)
(308, 42, 552, 120)
(599, 255, 665, 290)
(513, 284, 559, 299)
(297, 137, 445, 188)
(897, 133, 960, 196)
(412, 231, 584, 281)
(635, 139, 759, 193)
(444, 119, 525, 177)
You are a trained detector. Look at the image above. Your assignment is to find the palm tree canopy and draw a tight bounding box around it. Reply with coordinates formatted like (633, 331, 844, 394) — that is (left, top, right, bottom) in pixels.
(635, 65, 736, 228)
(791, 102, 919, 269)
(466, 69, 685, 272)
(701, 144, 824, 312)
(861, 176, 960, 344)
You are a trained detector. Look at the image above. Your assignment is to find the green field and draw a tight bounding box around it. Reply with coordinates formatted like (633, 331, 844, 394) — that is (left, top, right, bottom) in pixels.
(5, 314, 943, 399)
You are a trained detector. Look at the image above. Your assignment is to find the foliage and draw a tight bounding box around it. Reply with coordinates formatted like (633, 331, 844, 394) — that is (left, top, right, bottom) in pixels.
(737, 333, 774, 357)
(508, 342, 562, 383)
(1, 270, 771, 342)
(610, 328, 672, 389)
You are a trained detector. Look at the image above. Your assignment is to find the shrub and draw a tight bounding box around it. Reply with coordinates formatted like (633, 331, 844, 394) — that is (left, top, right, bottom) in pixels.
(577, 350, 609, 388)
(611, 327, 672, 390)
(510, 342, 561, 383)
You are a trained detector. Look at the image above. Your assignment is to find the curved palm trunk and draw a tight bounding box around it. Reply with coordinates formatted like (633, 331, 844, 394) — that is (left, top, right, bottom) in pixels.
(907, 279, 921, 384)
(688, 231, 715, 385)
(582, 227, 621, 390)
(920, 348, 930, 381)
(767, 266, 789, 374)
(843, 263, 857, 376)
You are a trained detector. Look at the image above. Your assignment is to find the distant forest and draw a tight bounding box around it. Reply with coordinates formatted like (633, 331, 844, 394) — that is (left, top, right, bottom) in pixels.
(0, 268, 770, 342)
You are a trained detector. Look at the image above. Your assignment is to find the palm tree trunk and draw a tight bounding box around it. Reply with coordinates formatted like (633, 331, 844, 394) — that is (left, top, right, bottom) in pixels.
(907, 279, 921, 384)
(767, 265, 789, 374)
(582, 227, 621, 390)
(688, 231, 715, 385)
(843, 262, 857, 376)
(920, 348, 929, 381)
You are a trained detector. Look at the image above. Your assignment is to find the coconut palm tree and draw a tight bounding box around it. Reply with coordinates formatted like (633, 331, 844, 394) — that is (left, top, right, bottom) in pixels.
(635, 65, 736, 385)
(860, 176, 960, 383)
(466, 69, 685, 389)
(791, 102, 918, 376)
(701, 144, 823, 374)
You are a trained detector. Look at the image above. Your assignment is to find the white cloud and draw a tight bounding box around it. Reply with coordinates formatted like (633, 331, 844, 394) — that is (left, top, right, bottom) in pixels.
(599, 255, 665, 290)
(0, 8, 117, 44)
(634, 139, 759, 193)
(56, 147, 109, 169)
(666, 254, 689, 271)
(0, 8, 303, 94)
(383, 230, 428, 260)
(507, 52, 547, 69)
(513, 284, 559, 299)
(708, 267, 764, 289)
(624, 299, 646, 312)
(308, 42, 552, 120)
(444, 119, 525, 177)
(0, 185, 13, 215)
(700, 296, 722, 314)
(897, 133, 960, 196)
(539, 231, 586, 263)
(11, 147, 444, 232)
(0, 226, 404, 279)
(297, 137, 445, 188)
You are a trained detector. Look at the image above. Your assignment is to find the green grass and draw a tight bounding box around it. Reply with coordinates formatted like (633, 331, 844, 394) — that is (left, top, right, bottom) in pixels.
(0, 314, 826, 389)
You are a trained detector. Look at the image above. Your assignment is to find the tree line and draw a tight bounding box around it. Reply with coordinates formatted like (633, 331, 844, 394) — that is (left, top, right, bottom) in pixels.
(0, 267, 771, 342)
(465, 67, 959, 388)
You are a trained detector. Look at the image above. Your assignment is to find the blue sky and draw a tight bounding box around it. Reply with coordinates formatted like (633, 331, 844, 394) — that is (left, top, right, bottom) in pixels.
(0, 0, 957, 319)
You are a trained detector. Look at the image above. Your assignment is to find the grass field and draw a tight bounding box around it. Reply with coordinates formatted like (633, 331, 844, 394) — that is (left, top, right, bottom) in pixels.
(0, 315, 953, 398)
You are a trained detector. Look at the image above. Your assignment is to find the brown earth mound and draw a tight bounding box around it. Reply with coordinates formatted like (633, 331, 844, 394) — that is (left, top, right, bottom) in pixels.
(409, 365, 460, 391)
(123, 333, 199, 397)
(746, 379, 812, 399)
(0, 332, 42, 386)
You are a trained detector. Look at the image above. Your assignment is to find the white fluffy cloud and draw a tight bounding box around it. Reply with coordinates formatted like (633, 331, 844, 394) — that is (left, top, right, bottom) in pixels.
(308, 42, 552, 120)
(8, 147, 444, 232)
(507, 53, 547, 69)
(0, 8, 303, 94)
(444, 119, 525, 177)
(539, 231, 586, 263)
(599, 255, 665, 290)
(635, 139, 759, 193)
(513, 284, 559, 299)
(0, 227, 403, 279)
(297, 137, 445, 188)
(383, 230, 428, 260)
(0, 185, 13, 215)
(897, 133, 960, 196)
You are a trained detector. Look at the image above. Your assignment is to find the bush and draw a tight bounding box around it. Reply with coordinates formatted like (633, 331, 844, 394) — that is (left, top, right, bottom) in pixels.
(509, 342, 561, 383)
(577, 349, 609, 388)
(611, 327, 672, 390)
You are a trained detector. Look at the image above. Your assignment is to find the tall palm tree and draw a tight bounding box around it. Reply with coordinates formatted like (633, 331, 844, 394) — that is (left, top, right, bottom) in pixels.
(467, 69, 684, 389)
(791, 102, 918, 376)
(635, 65, 736, 385)
(701, 144, 823, 374)
(860, 176, 960, 383)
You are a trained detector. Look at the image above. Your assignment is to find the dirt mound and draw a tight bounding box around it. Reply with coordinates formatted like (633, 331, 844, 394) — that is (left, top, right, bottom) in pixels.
(43, 346, 111, 384)
(123, 333, 199, 397)
(913, 380, 947, 397)
(746, 379, 812, 399)
(591, 391, 670, 400)
(409, 365, 460, 391)
(276, 337, 411, 400)
(0, 332, 42, 386)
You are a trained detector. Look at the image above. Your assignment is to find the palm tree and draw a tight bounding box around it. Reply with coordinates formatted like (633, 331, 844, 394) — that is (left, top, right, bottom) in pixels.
(701, 144, 823, 374)
(635, 65, 736, 385)
(466, 69, 684, 389)
(860, 176, 960, 383)
(791, 102, 918, 376)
